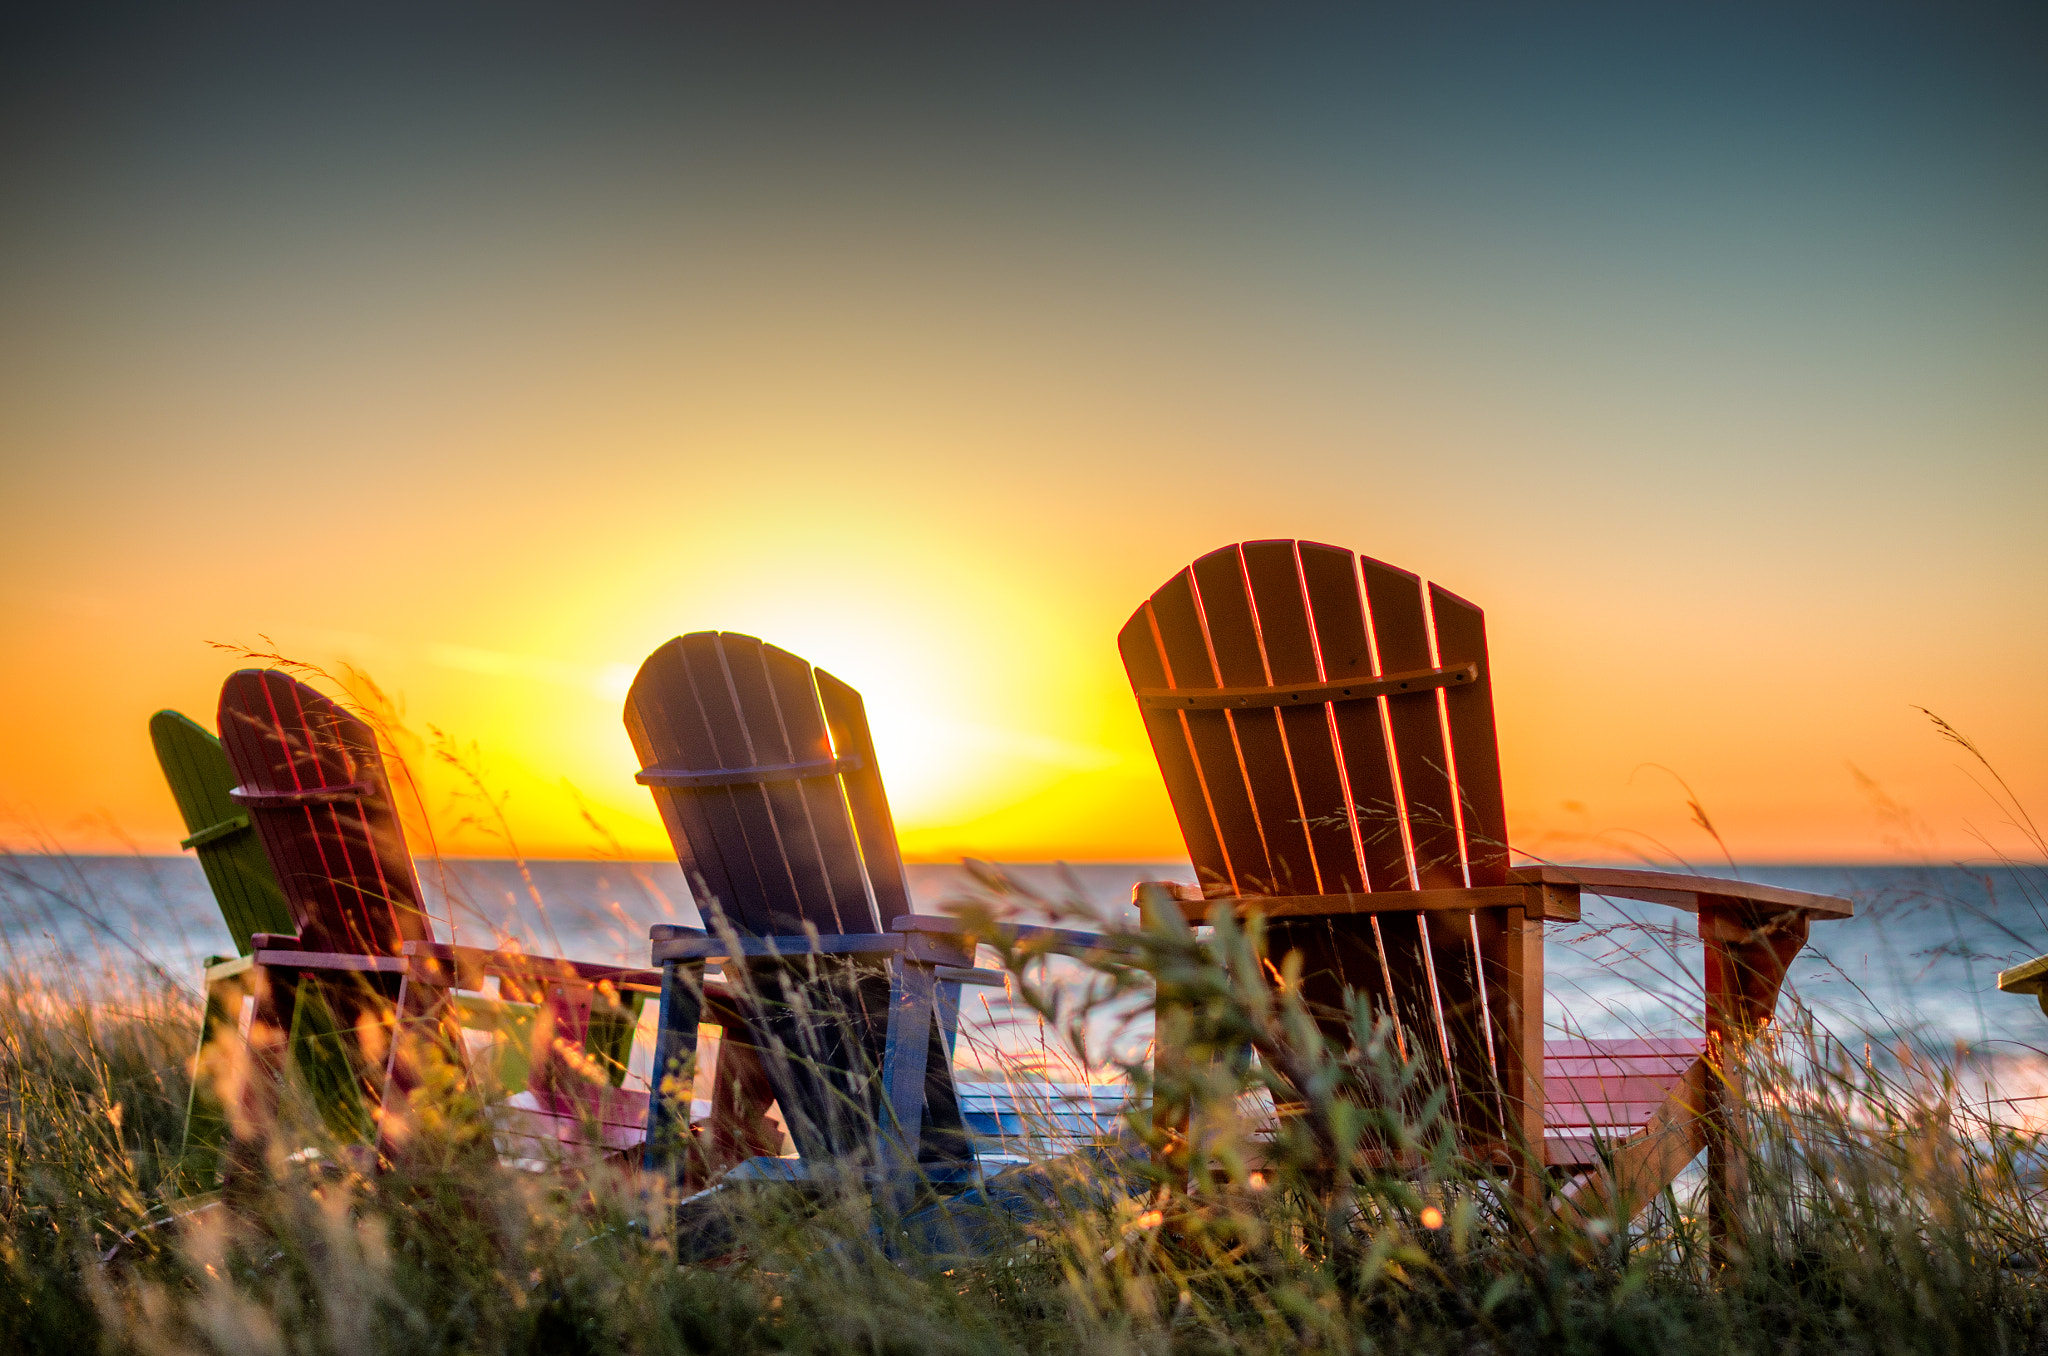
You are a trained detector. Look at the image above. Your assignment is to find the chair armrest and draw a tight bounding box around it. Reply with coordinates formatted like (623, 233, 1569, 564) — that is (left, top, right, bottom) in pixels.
(1998, 952, 2048, 995)
(398, 941, 663, 994)
(1505, 866, 1852, 919)
(251, 947, 409, 974)
(891, 912, 1114, 953)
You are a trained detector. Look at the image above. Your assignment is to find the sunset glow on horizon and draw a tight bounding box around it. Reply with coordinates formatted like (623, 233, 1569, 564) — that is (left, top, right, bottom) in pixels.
(2, 5, 2042, 868)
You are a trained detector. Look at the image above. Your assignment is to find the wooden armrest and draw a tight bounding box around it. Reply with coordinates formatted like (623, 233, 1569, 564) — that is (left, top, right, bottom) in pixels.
(1997, 952, 2048, 995)
(398, 941, 662, 993)
(892, 913, 1114, 953)
(1506, 865, 1851, 919)
(649, 932, 904, 963)
(252, 948, 409, 974)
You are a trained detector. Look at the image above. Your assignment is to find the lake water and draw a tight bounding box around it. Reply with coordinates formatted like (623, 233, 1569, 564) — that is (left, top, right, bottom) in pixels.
(7, 854, 2047, 1114)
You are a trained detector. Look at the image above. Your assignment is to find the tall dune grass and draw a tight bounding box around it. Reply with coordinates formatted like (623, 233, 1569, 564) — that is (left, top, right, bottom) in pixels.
(4, 862, 2048, 1355)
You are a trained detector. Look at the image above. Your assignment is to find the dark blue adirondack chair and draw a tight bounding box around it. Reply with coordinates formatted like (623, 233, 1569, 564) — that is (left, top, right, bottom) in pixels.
(631, 632, 1030, 1184)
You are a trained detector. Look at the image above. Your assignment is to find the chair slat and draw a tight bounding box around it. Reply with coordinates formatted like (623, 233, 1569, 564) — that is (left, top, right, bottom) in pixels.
(217, 671, 427, 956)
(760, 646, 878, 934)
(1191, 545, 1320, 896)
(814, 669, 912, 929)
(1298, 543, 1407, 892)
(1545, 1073, 1694, 1106)
(1428, 584, 1509, 887)
(722, 637, 857, 935)
(1542, 1102, 1669, 1129)
(676, 634, 807, 935)
(1545, 1037, 1703, 1061)
(1147, 566, 1273, 896)
(625, 640, 752, 921)
(1116, 609, 1232, 893)
(1359, 557, 1463, 889)
(1240, 540, 1366, 894)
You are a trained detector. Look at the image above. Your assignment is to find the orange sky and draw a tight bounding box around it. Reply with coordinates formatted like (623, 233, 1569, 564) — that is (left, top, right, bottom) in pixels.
(1, 6, 2042, 867)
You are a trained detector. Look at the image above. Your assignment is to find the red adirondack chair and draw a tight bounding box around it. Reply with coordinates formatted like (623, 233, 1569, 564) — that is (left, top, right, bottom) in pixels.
(210, 668, 685, 1167)
(1120, 540, 1850, 1226)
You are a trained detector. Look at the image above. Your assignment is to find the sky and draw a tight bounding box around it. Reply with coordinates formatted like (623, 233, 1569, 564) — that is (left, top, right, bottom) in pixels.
(1, 2, 2043, 867)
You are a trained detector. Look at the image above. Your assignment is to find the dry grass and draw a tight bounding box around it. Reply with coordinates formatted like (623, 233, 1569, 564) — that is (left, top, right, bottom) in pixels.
(2, 866, 2047, 1356)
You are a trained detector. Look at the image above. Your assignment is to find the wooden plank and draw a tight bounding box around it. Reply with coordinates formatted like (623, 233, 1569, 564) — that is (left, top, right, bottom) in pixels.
(877, 955, 938, 1168)
(1241, 540, 1367, 894)
(1544, 1036, 1704, 1060)
(1200, 884, 1536, 921)
(1553, 1057, 1710, 1220)
(1134, 663, 1476, 710)
(759, 643, 873, 933)
(252, 949, 409, 973)
(720, 637, 849, 933)
(1494, 905, 1544, 1210)
(218, 676, 338, 948)
(1359, 558, 1462, 889)
(815, 667, 913, 930)
(653, 933, 902, 962)
(625, 638, 748, 922)
(1427, 584, 1509, 887)
(1507, 865, 1852, 918)
(642, 958, 705, 1174)
(1548, 1055, 1702, 1080)
(680, 633, 808, 935)
(176, 962, 260, 1189)
(1297, 543, 1408, 892)
(1148, 563, 1272, 895)
(401, 941, 662, 990)
(216, 670, 428, 957)
(637, 634, 779, 931)
(1548, 1081, 1690, 1107)
(376, 969, 471, 1159)
(1997, 951, 2048, 994)
(1193, 545, 1321, 895)
(1117, 604, 1232, 892)
(284, 674, 422, 955)
(151, 709, 294, 954)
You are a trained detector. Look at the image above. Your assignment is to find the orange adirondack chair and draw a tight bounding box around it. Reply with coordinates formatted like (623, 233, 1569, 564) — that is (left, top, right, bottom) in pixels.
(1120, 540, 1850, 1224)
(208, 668, 683, 1167)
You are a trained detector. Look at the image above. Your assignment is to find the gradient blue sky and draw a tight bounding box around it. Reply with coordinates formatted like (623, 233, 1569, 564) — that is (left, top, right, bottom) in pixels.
(2, 2, 2042, 863)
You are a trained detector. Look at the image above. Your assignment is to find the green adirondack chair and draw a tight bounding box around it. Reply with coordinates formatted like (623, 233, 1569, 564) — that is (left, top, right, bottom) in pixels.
(152, 710, 304, 1186)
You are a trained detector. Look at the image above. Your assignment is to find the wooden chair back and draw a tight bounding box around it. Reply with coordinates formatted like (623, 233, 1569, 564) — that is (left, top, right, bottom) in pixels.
(150, 709, 295, 954)
(625, 631, 911, 938)
(627, 631, 969, 1164)
(1119, 538, 1507, 898)
(1120, 539, 1523, 1145)
(216, 669, 431, 957)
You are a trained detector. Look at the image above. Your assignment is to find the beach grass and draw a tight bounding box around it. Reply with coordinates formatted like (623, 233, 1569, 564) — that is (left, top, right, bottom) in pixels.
(5, 863, 2048, 1356)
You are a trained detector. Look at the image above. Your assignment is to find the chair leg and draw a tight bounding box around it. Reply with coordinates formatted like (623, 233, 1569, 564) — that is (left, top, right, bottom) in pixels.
(702, 1022, 780, 1186)
(178, 962, 258, 1191)
(643, 958, 704, 1176)
(877, 954, 938, 1174)
(377, 964, 467, 1164)
(1700, 901, 1809, 1265)
(224, 962, 296, 1192)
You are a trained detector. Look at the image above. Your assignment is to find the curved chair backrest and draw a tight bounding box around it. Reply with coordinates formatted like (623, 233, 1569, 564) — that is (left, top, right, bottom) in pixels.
(1117, 538, 1508, 900)
(215, 669, 430, 957)
(624, 631, 911, 937)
